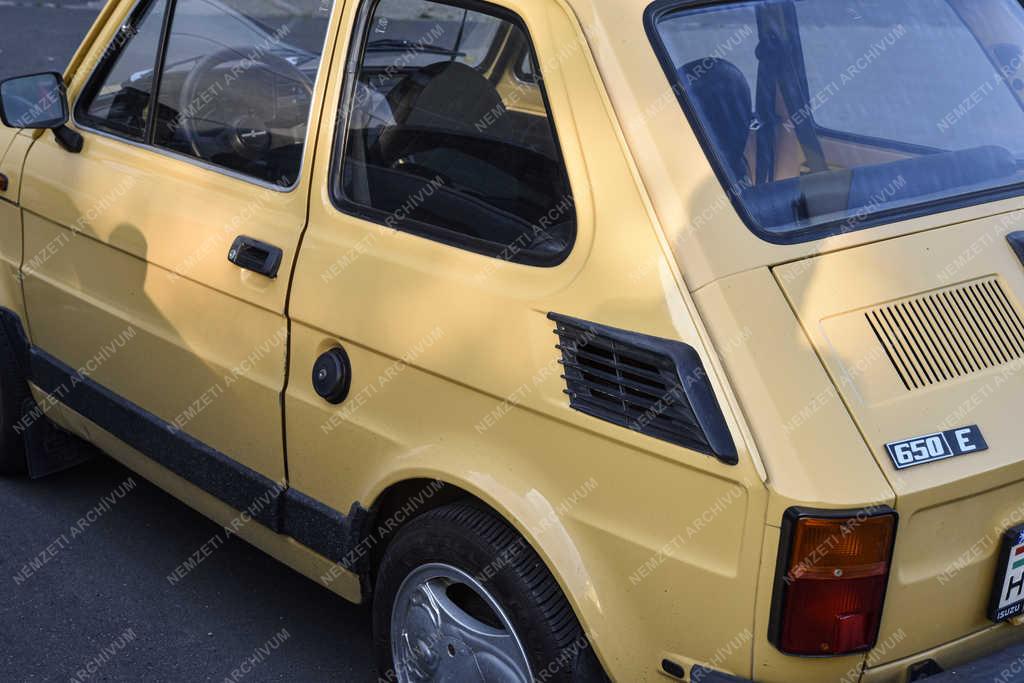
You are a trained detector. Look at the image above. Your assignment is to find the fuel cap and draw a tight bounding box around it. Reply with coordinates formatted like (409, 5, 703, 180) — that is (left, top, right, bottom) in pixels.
(312, 347, 351, 404)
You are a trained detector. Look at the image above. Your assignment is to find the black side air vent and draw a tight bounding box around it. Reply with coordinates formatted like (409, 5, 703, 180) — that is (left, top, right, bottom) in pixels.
(549, 313, 738, 465)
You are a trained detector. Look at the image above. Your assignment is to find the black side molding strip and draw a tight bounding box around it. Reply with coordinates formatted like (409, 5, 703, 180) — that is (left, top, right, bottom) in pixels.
(30, 347, 285, 530)
(12, 319, 367, 572)
(282, 488, 368, 570)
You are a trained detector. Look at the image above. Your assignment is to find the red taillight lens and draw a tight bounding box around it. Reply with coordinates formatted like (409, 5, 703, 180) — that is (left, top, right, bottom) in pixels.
(770, 509, 897, 656)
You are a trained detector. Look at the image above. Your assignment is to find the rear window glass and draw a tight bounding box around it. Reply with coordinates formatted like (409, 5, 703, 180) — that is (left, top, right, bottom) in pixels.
(648, 0, 1024, 242)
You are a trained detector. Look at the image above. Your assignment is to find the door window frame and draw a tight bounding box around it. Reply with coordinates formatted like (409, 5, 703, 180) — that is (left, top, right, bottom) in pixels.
(327, 0, 578, 267)
(71, 0, 335, 192)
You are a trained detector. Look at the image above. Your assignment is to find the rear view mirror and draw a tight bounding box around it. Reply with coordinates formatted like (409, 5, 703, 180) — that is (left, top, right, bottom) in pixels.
(0, 72, 68, 130)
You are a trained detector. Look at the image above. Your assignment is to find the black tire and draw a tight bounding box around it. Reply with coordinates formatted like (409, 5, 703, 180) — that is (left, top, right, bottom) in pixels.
(373, 502, 607, 683)
(0, 325, 28, 476)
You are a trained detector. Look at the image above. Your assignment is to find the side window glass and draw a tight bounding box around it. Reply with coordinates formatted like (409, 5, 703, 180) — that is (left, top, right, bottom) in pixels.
(77, 0, 168, 141)
(76, 0, 333, 186)
(152, 0, 333, 186)
(334, 0, 576, 266)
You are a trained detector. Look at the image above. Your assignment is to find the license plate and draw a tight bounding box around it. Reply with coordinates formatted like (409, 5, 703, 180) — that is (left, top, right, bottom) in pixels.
(988, 524, 1024, 622)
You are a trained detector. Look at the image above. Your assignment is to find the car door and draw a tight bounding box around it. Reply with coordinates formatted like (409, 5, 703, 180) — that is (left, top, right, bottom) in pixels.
(18, 0, 337, 508)
(285, 0, 582, 510)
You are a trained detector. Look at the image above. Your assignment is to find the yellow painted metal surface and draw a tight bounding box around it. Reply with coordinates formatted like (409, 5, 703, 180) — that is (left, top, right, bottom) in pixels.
(0, 200, 25, 323)
(0, 131, 32, 206)
(0, 129, 32, 320)
(775, 215, 1024, 664)
(15, 0, 341, 484)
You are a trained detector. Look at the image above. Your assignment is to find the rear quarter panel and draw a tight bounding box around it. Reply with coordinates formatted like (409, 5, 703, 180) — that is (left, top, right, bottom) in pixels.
(695, 268, 896, 682)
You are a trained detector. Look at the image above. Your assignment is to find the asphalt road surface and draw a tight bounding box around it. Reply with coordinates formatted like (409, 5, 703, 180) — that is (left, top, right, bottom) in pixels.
(0, 2, 101, 81)
(0, 3, 378, 681)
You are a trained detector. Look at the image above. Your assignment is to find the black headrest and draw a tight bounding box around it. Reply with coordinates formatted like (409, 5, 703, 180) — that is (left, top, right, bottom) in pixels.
(679, 58, 753, 181)
(386, 61, 512, 139)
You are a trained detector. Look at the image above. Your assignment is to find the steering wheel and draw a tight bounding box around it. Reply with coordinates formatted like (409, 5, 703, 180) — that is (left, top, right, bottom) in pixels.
(177, 47, 313, 163)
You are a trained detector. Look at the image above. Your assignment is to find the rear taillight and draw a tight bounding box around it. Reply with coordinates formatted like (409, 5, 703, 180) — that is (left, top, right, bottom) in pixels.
(769, 507, 897, 656)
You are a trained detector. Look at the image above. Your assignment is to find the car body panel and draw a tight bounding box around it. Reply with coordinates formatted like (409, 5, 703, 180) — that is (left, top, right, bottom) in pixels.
(0, 130, 32, 206)
(695, 268, 897, 681)
(0, 130, 30, 324)
(693, 267, 896, 520)
(775, 215, 1024, 663)
(14, 0, 341, 485)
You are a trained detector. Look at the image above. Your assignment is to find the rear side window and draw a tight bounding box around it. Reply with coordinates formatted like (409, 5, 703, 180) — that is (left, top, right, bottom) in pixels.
(332, 0, 575, 266)
(647, 0, 1024, 242)
(76, 0, 333, 186)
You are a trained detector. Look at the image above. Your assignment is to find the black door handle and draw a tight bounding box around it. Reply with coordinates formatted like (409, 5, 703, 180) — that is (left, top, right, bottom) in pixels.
(228, 236, 283, 279)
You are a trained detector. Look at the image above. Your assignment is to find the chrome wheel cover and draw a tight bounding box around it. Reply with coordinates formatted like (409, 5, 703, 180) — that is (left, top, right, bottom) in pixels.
(390, 562, 533, 683)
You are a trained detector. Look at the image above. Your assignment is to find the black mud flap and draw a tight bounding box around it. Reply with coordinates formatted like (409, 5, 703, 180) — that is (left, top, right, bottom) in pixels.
(0, 307, 93, 478)
(20, 396, 96, 479)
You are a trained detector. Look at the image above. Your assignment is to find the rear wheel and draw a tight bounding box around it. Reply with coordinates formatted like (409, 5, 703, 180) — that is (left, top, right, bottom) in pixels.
(373, 502, 603, 683)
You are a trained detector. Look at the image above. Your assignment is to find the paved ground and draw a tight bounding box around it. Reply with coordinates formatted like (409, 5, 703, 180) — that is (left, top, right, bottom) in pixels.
(0, 2, 101, 81)
(0, 458, 377, 682)
(0, 4, 378, 681)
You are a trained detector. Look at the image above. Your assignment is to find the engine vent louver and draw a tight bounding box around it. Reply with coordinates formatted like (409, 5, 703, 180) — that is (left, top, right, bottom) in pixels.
(549, 313, 737, 464)
(866, 277, 1024, 391)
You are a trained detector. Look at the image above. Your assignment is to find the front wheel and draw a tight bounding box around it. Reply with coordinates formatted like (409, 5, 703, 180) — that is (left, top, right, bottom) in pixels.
(373, 503, 604, 683)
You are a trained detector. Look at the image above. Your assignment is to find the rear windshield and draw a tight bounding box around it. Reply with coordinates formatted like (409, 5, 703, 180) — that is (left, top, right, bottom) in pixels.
(647, 0, 1024, 242)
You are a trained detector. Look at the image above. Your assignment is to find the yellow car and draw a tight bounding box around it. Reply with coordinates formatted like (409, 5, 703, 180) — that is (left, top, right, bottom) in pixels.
(4, 0, 1024, 680)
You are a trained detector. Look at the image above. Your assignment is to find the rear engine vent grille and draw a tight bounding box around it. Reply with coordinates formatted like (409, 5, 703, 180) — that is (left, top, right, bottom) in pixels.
(549, 313, 737, 464)
(866, 277, 1024, 391)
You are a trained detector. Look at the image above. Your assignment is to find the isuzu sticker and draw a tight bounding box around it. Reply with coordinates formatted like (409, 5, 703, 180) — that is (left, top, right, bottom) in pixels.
(885, 426, 988, 470)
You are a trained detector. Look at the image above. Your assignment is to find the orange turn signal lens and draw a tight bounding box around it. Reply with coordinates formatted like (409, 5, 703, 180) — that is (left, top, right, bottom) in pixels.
(788, 514, 895, 579)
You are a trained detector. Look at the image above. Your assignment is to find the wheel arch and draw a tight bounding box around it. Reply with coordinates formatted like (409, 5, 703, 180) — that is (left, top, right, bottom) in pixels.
(361, 472, 611, 681)
(363, 476, 473, 584)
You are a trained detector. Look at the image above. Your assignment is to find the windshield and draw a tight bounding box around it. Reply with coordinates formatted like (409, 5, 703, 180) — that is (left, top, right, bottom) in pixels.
(647, 0, 1024, 242)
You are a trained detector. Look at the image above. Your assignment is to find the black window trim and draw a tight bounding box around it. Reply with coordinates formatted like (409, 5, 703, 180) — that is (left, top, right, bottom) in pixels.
(71, 0, 334, 193)
(644, 0, 1024, 246)
(74, 0, 161, 143)
(328, 0, 578, 268)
